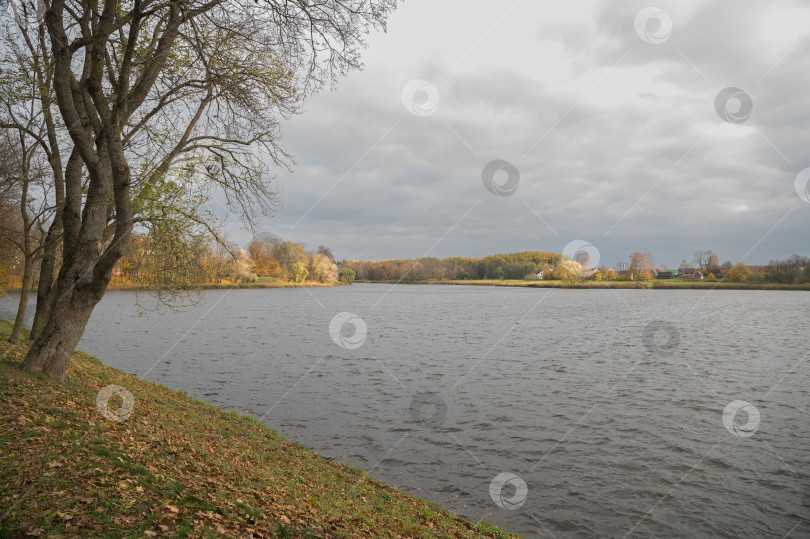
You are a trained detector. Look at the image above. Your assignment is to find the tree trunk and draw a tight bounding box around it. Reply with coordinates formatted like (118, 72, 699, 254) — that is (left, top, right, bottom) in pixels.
(9, 257, 33, 345)
(22, 221, 116, 380)
(11, 156, 33, 345)
(30, 221, 60, 342)
(21, 276, 106, 380)
(30, 268, 56, 343)
(30, 284, 56, 342)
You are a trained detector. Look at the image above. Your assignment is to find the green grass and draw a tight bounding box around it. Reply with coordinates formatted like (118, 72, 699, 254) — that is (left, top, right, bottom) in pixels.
(415, 279, 649, 289)
(0, 319, 517, 538)
(650, 279, 810, 290)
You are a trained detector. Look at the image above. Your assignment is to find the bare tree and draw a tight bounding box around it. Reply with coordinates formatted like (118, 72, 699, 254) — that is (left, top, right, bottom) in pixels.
(3, 0, 397, 379)
(0, 101, 54, 344)
(316, 245, 334, 261)
(693, 250, 717, 271)
(1, 5, 74, 343)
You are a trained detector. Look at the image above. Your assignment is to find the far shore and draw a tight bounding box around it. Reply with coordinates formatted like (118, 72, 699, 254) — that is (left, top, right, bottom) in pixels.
(354, 279, 810, 291)
(107, 281, 339, 290)
(4, 280, 808, 294)
(2, 281, 340, 293)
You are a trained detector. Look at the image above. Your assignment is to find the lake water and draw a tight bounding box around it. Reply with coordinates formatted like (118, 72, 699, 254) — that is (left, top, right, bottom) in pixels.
(2, 284, 808, 537)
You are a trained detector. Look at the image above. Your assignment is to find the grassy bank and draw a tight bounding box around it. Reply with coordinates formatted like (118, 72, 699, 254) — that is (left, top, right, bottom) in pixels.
(355, 279, 810, 291)
(649, 281, 810, 290)
(0, 320, 515, 538)
(355, 279, 644, 289)
(432, 280, 648, 289)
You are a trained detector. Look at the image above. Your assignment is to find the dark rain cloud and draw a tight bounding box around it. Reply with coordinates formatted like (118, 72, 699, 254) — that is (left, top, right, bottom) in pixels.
(234, 1, 809, 266)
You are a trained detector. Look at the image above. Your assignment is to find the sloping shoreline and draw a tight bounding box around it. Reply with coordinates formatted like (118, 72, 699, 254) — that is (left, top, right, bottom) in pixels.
(0, 320, 516, 538)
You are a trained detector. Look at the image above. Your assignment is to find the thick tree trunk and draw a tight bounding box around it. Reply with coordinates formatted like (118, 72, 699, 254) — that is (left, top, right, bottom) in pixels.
(21, 274, 107, 380)
(30, 221, 60, 342)
(22, 205, 117, 380)
(9, 258, 33, 345)
(29, 284, 56, 343)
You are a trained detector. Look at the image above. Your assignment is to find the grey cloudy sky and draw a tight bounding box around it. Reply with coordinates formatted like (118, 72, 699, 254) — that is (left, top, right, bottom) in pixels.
(232, 0, 810, 267)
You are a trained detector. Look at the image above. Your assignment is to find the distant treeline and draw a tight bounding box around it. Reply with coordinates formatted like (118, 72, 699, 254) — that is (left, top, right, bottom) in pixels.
(0, 230, 347, 290)
(339, 252, 562, 282)
(338, 252, 810, 285)
(760, 255, 810, 284)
